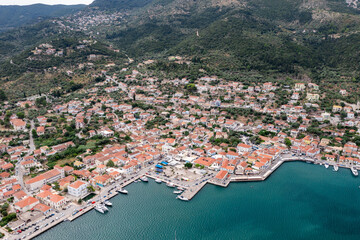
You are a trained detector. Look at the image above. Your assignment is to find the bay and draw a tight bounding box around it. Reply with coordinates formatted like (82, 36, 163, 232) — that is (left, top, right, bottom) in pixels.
(35, 162, 360, 240)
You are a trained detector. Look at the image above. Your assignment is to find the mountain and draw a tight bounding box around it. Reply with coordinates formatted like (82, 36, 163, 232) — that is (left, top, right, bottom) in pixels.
(1, 0, 360, 99)
(0, 4, 86, 32)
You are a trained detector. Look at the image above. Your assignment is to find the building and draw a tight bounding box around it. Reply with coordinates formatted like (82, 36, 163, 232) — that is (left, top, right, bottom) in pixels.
(68, 180, 88, 197)
(25, 168, 64, 191)
(14, 196, 39, 212)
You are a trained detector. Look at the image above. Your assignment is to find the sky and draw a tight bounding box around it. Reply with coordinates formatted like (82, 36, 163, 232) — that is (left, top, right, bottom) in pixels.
(0, 0, 93, 5)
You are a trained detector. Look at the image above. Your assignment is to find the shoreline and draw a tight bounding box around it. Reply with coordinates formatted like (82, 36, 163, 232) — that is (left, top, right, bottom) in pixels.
(27, 157, 356, 240)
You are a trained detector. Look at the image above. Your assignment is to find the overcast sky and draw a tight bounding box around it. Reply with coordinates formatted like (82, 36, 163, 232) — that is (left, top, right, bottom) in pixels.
(0, 0, 93, 5)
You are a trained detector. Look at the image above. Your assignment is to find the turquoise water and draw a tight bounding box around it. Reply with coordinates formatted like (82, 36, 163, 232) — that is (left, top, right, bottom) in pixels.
(35, 162, 360, 240)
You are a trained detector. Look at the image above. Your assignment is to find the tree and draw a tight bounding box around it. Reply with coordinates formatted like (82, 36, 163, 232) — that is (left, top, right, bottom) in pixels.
(16, 112, 25, 119)
(285, 138, 292, 148)
(106, 160, 115, 167)
(0, 90, 7, 102)
(184, 162, 193, 169)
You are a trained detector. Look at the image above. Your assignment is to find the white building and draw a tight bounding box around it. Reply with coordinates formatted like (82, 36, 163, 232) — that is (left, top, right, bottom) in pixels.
(68, 180, 88, 197)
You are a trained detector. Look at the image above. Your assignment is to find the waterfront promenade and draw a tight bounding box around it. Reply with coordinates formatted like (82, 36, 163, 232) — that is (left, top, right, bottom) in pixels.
(11, 154, 357, 240)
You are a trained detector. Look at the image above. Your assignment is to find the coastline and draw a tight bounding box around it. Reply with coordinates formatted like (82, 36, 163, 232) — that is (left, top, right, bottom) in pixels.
(27, 157, 356, 240)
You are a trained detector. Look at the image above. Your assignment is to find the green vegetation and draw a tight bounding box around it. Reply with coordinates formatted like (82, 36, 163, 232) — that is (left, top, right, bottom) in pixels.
(0, 213, 16, 227)
(184, 162, 193, 169)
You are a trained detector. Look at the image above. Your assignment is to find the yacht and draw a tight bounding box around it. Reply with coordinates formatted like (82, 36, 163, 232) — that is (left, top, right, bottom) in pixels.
(166, 182, 175, 188)
(104, 200, 112, 207)
(333, 165, 339, 172)
(176, 196, 189, 201)
(173, 190, 182, 194)
(177, 187, 185, 191)
(324, 163, 329, 169)
(118, 188, 128, 194)
(140, 176, 149, 182)
(95, 205, 105, 214)
(351, 167, 358, 176)
(155, 178, 162, 184)
(101, 204, 109, 212)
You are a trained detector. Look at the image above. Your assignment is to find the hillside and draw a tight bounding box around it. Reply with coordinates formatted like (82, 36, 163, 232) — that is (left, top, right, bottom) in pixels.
(1, 0, 360, 99)
(0, 4, 86, 33)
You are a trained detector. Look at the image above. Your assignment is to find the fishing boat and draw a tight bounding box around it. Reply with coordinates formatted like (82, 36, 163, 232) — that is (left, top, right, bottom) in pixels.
(166, 182, 175, 188)
(118, 188, 128, 194)
(351, 167, 358, 176)
(173, 190, 182, 194)
(95, 204, 105, 214)
(104, 200, 112, 206)
(155, 178, 162, 184)
(140, 176, 149, 182)
(324, 163, 329, 169)
(333, 165, 339, 172)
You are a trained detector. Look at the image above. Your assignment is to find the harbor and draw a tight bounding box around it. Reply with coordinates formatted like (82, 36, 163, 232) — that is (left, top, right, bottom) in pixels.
(15, 156, 359, 240)
(34, 161, 360, 240)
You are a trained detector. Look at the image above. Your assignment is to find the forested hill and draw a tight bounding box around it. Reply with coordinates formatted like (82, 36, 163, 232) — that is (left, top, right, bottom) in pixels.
(0, 4, 86, 32)
(2, 0, 360, 98)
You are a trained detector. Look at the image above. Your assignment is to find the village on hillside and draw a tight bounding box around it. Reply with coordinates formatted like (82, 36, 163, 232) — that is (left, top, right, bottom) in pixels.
(1, 56, 360, 239)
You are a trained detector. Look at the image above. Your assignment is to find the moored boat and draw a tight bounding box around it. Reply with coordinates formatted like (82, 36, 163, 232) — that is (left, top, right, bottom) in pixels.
(173, 190, 182, 194)
(95, 204, 105, 214)
(176, 195, 189, 201)
(155, 178, 162, 184)
(118, 188, 128, 194)
(104, 200, 112, 206)
(333, 165, 339, 172)
(166, 182, 175, 188)
(351, 167, 358, 176)
(140, 176, 149, 182)
(324, 163, 329, 169)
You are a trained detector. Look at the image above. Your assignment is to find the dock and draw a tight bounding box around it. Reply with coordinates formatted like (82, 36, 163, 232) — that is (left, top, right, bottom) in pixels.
(178, 181, 207, 200)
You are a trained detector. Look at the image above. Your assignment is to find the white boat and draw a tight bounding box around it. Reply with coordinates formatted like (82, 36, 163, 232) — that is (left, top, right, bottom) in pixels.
(104, 200, 112, 206)
(173, 190, 182, 194)
(351, 167, 358, 176)
(155, 179, 162, 184)
(95, 205, 105, 214)
(101, 204, 109, 211)
(166, 182, 175, 188)
(118, 188, 128, 194)
(177, 187, 185, 191)
(177, 196, 189, 201)
(140, 176, 149, 182)
(324, 163, 329, 169)
(333, 165, 339, 172)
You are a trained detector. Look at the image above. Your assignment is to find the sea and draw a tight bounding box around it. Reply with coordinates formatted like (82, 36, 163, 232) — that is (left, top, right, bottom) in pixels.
(35, 162, 360, 240)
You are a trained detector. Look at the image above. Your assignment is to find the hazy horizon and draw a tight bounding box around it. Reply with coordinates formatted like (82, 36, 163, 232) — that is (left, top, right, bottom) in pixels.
(0, 0, 93, 5)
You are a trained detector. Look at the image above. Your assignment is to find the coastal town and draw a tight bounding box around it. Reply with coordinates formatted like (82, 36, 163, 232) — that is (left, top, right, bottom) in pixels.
(1, 49, 360, 239)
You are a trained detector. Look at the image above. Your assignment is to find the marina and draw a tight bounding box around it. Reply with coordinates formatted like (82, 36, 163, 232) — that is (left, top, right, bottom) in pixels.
(35, 162, 360, 240)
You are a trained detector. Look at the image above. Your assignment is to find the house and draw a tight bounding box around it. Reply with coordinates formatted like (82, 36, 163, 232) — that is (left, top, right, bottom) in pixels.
(48, 194, 66, 209)
(68, 180, 88, 197)
(10, 119, 26, 131)
(14, 196, 39, 212)
(25, 168, 64, 191)
(237, 143, 252, 153)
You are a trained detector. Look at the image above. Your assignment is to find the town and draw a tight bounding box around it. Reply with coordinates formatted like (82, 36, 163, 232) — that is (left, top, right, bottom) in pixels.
(1, 50, 360, 239)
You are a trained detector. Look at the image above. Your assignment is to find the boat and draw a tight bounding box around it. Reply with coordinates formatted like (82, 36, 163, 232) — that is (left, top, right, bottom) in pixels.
(140, 176, 149, 182)
(177, 187, 185, 191)
(101, 204, 109, 211)
(324, 163, 329, 169)
(351, 167, 358, 176)
(118, 188, 128, 194)
(104, 200, 112, 206)
(95, 205, 105, 214)
(176, 196, 189, 201)
(333, 165, 339, 172)
(155, 179, 162, 184)
(166, 182, 175, 188)
(173, 190, 182, 194)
